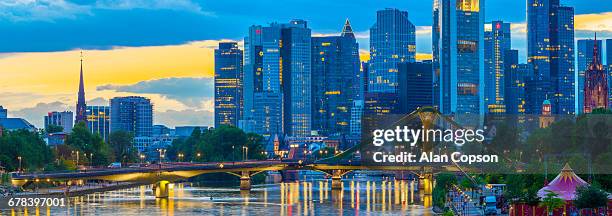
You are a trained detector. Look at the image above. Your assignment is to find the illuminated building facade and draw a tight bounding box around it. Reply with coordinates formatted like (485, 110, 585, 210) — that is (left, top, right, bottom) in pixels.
(311, 19, 360, 137)
(241, 25, 264, 132)
(504, 50, 532, 114)
(86, 106, 110, 142)
(577, 39, 602, 113)
(527, 0, 575, 114)
(398, 61, 433, 113)
(484, 21, 511, 114)
(433, 0, 484, 125)
(364, 93, 400, 117)
(350, 100, 364, 138)
(44, 111, 73, 133)
(214, 42, 243, 128)
(607, 39, 612, 107)
(280, 20, 312, 137)
(0, 106, 7, 118)
(583, 35, 608, 113)
(243, 20, 312, 137)
(110, 96, 153, 151)
(369, 8, 416, 93)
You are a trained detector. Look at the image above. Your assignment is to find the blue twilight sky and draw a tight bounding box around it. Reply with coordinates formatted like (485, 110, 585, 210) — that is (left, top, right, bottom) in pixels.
(0, 0, 611, 128)
(2, 0, 611, 55)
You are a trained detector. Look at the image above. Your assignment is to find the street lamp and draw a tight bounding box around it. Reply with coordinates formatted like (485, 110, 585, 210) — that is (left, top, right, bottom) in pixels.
(242, 146, 248, 161)
(178, 153, 184, 162)
(75, 151, 80, 167)
(139, 154, 145, 164)
(17, 156, 22, 172)
(196, 152, 201, 162)
(89, 153, 93, 166)
(158, 149, 166, 168)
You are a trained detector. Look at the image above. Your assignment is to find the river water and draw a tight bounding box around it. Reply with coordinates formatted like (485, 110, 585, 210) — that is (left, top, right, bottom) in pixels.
(3, 176, 434, 216)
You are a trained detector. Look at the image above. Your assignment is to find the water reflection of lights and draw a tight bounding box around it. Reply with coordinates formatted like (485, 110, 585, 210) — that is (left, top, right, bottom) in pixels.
(9, 179, 434, 215)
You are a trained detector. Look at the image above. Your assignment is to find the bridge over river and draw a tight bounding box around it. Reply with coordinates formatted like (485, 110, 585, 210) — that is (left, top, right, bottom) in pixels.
(11, 160, 471, 198)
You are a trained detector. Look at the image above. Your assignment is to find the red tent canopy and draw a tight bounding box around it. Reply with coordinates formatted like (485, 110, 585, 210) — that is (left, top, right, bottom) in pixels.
(538, 163, 589, 200)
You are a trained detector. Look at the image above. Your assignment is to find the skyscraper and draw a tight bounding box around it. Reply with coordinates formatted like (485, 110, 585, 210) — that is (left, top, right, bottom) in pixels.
(0, 106, 6, 118)
(398, 61, 433, 113)
(360, 61, 369, 99)
(607, 39, 612, 106)
(606, 39, 612, 66)
(110, 96, 153, 151)
(44, 111, 73, 133)
(86, 106, 110, 142)
(350, 100, 364, 138)
(214, 42, 243, 128)
(75, 53, 87, 124)
(311, 19, 360, 137)
(433, 0, 485, 124)
(504, 50, 532, 114)
(281, 20, 312, 137)
(242, 20, 312, 137)
(527, 0, 575, 114)
(577, 39, 603, 114)
(369, 8, 416, 93)
(484, 21, 511, 114)
(583, 35, 608, 113)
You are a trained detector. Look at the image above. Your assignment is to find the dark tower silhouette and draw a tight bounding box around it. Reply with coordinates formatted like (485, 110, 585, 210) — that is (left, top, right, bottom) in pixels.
(75, 52, 87, 124)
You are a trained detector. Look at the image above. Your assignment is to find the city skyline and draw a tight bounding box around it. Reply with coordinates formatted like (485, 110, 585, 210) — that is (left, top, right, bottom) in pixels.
(0, 0, 611, 128)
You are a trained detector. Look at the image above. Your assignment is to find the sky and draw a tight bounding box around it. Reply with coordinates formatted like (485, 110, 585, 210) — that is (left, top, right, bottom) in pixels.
(0, 0, 611, 128)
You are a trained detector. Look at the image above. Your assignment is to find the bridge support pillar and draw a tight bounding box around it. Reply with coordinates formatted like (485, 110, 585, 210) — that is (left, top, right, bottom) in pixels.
(418, 174, 433, 195)
(331, 170, 343, 190)
(240, 171, 251, 190)
(154, 180, 171, 198)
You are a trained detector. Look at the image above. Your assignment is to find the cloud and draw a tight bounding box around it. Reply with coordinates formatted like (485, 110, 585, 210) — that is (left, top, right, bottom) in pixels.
(7, 100, 214, 128)
(510, 23, 527, 34)
(359, 49, 370, 62)
(0, 0, 91, 22)
(575, 12, 612, 33)
(97, 77, 214, 107)
(87, 97, 108, 106)
(155, 109, 213, 127)
(95, 0, 214, 16)
(416, 26, 432, 36)
(10, 101, 71, 128)
(0, 0, 211, 22)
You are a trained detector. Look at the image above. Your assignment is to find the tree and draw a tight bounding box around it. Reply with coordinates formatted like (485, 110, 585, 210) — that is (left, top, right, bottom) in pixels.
(109, 131, 136, 163)
(168, 126, 266, 162)
(460, 177, 477, 192)
(65, 122, 113, 166)
(574, 185, 608, 214)
(432, 173, 458, 209)
(590, 108, 612, 114)
(436, 173, 458, 190)
(504, 174, 526, 202)
(0, 129, 54, 171)
(539, 190, 565, 216)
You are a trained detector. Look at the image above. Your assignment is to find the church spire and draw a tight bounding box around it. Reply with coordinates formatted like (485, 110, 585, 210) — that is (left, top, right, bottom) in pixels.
(341, 18, 354, 38)
(75, 51, 87, 125)
(588, 32, 603, 71)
